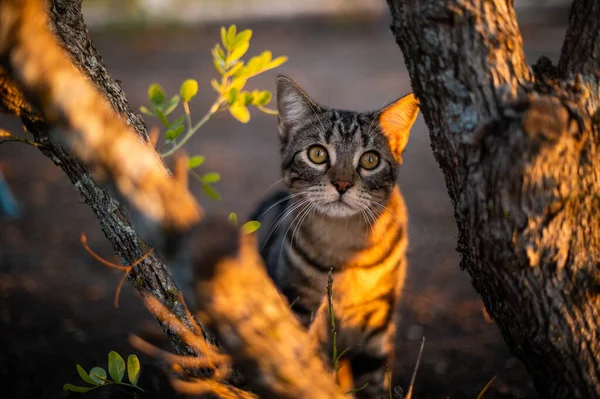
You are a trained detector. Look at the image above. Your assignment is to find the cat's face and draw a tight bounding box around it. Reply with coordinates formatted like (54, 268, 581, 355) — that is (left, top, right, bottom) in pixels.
(276, 76, 419, 218)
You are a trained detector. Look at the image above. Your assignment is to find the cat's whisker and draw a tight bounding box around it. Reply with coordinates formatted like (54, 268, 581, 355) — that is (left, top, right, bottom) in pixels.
(292, 202, 316, 249)
(363, 204, 391, 254)
(369, 201, 402, 222)
(360, 208, 372, 240)
(279, 201, 314, 263)
(261, 178, 284, 196)
(256, 191, 308, 220)
(262, 197, 312, 249)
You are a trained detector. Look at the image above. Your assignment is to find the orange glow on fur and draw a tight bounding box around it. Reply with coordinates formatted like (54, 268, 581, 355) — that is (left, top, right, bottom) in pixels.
(379, 93, 419, 163)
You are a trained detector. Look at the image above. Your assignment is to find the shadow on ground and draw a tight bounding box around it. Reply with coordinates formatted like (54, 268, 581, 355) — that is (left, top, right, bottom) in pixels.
(0, 14, 568, 399)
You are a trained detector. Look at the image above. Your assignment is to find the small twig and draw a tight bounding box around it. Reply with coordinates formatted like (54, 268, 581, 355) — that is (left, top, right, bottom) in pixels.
(405, 336, 426, 399)
(81, 233, 154, 307)
(345, 382, 369, 395)
(387, 367, 393, 399)
(129, 335, 229, 372)
(327, 267, 339, 373)
(476, 375, 497, 399)
(0, 128, 42, 147)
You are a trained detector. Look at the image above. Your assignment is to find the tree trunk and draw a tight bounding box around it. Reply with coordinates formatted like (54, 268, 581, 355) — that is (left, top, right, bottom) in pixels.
(387, 0, 600, 398)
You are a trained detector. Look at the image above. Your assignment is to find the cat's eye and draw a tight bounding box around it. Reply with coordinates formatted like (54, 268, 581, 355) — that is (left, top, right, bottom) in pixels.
(359, 151, 380, 170)
(308, 145, 328, 164)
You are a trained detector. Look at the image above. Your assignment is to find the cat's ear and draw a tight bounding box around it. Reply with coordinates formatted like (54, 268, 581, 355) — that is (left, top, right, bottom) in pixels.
(276, 75, 320, 137)
(378, 93, 419, 163)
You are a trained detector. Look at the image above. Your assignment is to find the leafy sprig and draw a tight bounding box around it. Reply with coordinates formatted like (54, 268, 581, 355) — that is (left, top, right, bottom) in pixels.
(229, 212, 261, 234)
(63, 351, 143, 394)
(139, 24, 287, 207)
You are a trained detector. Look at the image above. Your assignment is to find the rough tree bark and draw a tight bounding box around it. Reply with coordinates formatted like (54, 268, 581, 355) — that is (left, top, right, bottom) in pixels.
(388, 0, 600, 398)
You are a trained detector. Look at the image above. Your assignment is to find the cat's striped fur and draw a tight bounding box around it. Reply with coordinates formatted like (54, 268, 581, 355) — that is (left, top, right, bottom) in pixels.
(251, 76, 419, 397)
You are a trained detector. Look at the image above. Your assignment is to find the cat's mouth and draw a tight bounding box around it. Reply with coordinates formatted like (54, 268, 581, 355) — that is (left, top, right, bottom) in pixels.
(320, 198, 359, 217)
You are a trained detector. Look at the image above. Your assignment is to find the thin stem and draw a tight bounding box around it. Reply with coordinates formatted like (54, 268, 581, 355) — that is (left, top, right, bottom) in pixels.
(327, 268, 338, 373)
(0, 129, 42, 147)
(183, 101, 192, 131)
(161, 101, 221, 158)
(92, 375, 145, 392)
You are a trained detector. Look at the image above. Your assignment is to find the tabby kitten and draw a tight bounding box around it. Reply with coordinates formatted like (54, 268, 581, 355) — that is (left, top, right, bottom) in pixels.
(252, 76, 419, 397)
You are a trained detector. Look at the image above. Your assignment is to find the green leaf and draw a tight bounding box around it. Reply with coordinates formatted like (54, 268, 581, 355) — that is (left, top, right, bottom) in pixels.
(225, 62, 244, 77)
(164, 95, 180, 116)
(214, 58, 225, 75)
(214, 44, 226, 62)
(242, 91, 254, 106)
(127, 355, 141, 386)
(201, 172, 221, 184)
(63, 384, 91, 393)
(139, 105, 154, 116)
(76, 364, 97, 386)
(255, 91, 272, 106)
(202, 184, 222, 200)
(232, 29, 252, 48)
(229, 104, 250, 123)
(228, 212, 238, 227)
(165, 125, 185, 142)
(265, 56, 288, 71)
(188, 155, 205, 169)
(241, 221, 261, 234)
(155, 108, 169, 128)
(210, 79, 222, 93)
(89, 367, 107, 385)
(259, 50, 272, 65)
(229, 42, 249, 63)
(226, 25, 237, 48)
(108, 351, 126, 383)
(229, 77, 247, 92)
(148, 83, 166, 107)
(227, 88, 239, 105)
(220, 26, 228, 49)
(170, 115, 185, 129)
(180, 79, 199, 102)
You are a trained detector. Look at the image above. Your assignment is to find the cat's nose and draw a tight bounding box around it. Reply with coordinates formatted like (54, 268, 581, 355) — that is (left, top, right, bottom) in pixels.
(332, 180, 353, 194)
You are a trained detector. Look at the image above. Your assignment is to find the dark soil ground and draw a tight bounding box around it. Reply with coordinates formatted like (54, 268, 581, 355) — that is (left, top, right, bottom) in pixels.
(0, 13, 569, 399)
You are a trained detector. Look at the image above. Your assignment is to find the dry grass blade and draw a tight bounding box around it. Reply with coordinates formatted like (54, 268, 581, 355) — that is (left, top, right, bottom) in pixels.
(405, 336, 425, 399)
(476, 375, 496, 399)
(81, 233, 154, 307)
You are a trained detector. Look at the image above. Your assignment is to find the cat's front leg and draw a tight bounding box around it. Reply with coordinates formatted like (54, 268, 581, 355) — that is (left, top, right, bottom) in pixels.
(308, 300, 394, 398)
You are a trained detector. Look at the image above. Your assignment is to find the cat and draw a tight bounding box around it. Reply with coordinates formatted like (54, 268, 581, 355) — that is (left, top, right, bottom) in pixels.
(251, 75, 419, 397)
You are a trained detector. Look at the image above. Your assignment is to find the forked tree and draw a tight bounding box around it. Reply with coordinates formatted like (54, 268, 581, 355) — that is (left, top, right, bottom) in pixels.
(0, 0, 598, 398)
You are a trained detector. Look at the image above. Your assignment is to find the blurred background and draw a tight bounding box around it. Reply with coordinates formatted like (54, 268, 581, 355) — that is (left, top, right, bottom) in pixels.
(0, 0, 571, 398)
